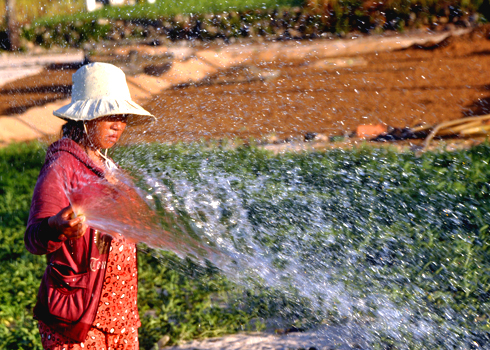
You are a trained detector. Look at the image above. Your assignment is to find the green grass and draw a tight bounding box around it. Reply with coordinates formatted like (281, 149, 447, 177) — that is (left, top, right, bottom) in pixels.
(3, 140, 490, 348)
(14, 0, 488, 27)
(114, 141, 490, 347)
(96, 0, 301, 20)
(0, 142, 46, 349)
(14, 0, 489, 49)
(11, 0, 486, 29)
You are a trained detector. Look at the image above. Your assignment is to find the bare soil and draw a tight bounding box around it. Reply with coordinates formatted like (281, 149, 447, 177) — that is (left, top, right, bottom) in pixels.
(3, 26, 490, 145)
(0, 69, 73, 116)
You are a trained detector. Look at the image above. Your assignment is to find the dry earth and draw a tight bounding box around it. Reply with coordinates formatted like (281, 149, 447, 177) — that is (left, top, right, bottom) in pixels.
(135, 27, 490, 145)
(2, 26, 490, 149)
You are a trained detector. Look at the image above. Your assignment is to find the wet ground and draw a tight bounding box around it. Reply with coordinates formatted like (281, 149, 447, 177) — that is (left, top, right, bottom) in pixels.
(1, 26, 490, 146)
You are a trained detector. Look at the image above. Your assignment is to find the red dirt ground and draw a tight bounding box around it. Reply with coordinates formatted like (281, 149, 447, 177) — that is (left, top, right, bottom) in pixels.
(0, 69, 73, 116)
(4, 25, 490, 145)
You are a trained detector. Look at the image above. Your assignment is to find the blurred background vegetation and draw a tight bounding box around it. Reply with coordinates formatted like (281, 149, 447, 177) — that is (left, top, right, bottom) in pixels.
(0, 0, 486, 25)
(0, 0, 488, 49)
(0, 0, 299, 25)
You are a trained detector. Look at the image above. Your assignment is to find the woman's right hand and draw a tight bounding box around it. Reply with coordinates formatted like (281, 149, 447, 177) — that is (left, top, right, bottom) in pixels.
(48, 206, 87, 241)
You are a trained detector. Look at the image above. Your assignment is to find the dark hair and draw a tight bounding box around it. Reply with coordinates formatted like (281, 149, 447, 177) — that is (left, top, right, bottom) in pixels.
(62, 120, 86, 143)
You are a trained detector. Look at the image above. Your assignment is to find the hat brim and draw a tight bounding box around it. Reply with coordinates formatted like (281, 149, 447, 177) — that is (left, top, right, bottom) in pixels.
(53, 98, 156, 126)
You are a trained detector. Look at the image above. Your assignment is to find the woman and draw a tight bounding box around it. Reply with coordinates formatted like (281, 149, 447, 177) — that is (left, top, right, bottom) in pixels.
(24, 62, 155, 350)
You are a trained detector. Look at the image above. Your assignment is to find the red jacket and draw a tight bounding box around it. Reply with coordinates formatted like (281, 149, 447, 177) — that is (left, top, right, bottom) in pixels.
(25, 138, 113, 342)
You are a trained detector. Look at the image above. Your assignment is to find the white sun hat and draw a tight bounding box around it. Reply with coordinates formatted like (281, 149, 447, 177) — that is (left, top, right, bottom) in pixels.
(53, 62, 155, 125)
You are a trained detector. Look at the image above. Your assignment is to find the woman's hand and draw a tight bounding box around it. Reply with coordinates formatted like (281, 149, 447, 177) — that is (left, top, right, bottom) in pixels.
(48, 206, 87, 241)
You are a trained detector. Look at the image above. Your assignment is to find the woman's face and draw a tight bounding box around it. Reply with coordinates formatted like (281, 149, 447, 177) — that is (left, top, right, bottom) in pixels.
(85, 115, 127, 149)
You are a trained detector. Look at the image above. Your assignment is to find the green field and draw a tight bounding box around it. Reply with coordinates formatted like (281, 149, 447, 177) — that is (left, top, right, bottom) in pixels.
(2, 141, 490, 349)
(5, 0, 487, 49)
(4, 0, 486, 26)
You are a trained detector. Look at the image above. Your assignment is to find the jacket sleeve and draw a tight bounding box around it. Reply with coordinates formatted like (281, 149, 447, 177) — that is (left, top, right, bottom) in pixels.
(24, 159, 71, 255)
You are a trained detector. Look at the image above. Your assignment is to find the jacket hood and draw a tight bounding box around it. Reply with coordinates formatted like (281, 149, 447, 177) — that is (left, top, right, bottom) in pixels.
(46, 138, 104, 178)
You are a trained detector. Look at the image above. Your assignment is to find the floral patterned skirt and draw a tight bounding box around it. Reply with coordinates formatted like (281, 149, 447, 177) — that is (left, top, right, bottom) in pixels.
(38, 320, 139, 350)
